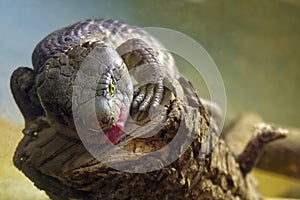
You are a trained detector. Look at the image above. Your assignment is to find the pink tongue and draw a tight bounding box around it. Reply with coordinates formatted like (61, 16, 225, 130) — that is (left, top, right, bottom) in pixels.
(100, 104, 126, 144)
(102, 125, 122, 144)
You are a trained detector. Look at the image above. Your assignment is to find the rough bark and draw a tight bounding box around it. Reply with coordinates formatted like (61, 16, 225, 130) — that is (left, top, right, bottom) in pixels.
(13, 78, 264, 200)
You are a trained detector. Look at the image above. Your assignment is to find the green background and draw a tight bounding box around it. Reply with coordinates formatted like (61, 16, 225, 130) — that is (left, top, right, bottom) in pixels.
(0, 0, 299, 199)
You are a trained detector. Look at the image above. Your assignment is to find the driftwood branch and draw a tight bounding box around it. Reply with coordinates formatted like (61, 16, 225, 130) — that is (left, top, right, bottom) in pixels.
(13, 78, 288, 200)
(224, 113, 299, 179)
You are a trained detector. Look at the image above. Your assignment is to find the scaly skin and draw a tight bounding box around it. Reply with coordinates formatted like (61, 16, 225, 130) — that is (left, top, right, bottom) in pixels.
(10, 19, 179, 143)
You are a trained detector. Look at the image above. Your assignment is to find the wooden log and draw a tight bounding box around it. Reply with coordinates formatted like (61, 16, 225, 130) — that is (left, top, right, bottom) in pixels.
(13, 78, 264, 199)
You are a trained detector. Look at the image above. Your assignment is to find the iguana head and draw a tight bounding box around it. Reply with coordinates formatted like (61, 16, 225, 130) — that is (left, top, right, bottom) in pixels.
(73, 43, 133, 144)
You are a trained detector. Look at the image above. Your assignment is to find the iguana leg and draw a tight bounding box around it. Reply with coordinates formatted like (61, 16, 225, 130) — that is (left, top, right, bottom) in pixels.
(117, 39, 165, 116)
(10, 67, 47, 135)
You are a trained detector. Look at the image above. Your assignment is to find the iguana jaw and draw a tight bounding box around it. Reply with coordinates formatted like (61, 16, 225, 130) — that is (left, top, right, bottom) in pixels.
(99, 103, 126, 144)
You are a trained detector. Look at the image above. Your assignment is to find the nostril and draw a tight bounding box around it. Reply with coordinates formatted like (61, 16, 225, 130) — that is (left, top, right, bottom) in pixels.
(100, 116, 116, 128)
(101, 117, 110, 125)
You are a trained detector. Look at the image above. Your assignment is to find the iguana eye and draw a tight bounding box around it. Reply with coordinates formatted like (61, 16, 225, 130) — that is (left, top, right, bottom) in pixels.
(108, 84, 116, 95)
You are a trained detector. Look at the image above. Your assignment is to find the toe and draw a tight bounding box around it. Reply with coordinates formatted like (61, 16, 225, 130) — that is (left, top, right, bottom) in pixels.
(132, 86, 146, 108)
(139, 84, 154, 111)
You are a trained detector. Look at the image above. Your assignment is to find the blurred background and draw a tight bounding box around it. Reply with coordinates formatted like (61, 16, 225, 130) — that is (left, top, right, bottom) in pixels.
(0, 0, 299, 199)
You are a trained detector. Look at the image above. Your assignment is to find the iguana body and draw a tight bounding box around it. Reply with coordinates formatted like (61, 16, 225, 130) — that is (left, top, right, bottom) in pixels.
(10, 19, 179, 143)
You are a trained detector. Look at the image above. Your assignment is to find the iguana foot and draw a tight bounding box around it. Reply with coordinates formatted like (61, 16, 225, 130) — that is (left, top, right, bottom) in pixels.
(132, 80, 164, 111)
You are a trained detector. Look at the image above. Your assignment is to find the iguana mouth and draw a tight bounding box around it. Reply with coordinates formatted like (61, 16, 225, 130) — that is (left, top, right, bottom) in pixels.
(99, 103, 126, 144)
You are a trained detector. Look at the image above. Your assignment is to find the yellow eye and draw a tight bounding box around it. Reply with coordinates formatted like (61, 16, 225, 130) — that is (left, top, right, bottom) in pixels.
(109, 84, 116, 95)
